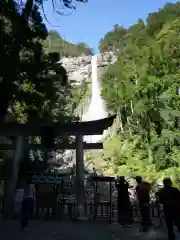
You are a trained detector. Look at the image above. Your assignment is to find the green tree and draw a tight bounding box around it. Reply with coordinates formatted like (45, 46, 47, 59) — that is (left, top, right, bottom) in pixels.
(0, 0, 80, 216)
(100, 2, 180, 186)
(0, 0, 87, 122)
(44, 31, 93, 57)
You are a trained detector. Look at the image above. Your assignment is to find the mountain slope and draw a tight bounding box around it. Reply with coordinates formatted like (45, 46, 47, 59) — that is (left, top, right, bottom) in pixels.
(43, 30, 93, 57)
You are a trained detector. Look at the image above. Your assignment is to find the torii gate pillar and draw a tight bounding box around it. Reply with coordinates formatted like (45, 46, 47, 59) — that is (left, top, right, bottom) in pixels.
(75, 133, 86, 219)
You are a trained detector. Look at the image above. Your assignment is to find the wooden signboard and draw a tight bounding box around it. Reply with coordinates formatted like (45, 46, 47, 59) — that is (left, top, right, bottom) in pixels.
(31, 175, 62, 184)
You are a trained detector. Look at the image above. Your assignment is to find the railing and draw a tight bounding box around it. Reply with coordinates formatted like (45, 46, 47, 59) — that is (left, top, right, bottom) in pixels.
(33, 201, 165, 227)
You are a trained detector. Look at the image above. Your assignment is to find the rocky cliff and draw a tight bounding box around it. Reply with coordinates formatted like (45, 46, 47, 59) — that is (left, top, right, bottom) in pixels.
(54, 52, 117, 175)
(61, 52, 117, 85)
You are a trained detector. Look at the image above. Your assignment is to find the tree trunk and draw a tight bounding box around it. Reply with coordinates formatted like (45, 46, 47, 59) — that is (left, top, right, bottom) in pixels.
(127, 116, 132, 137)
(117, 110, 124, 133)
(3, 136, 24, 218)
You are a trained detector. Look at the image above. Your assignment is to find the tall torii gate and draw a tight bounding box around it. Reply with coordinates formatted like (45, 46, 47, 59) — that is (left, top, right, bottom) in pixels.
(1, 115, 116, 218)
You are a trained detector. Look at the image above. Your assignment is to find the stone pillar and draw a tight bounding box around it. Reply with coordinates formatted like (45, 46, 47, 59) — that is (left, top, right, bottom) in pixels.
(75, 133, 86, 219)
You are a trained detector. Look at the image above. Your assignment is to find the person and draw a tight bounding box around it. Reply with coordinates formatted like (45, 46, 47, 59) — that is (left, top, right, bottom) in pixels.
(135, 176, 151, 232)
(115, 176, 133, 226)
(14, 188, 24, 213)
(92, 167, 97, 176)
(157, 178, 180, 240)
(154, 191, 163, 228)
(20, 177, 36, 230)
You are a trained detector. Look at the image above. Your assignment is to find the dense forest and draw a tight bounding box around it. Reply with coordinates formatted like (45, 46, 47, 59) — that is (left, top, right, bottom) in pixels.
(98, 2, 180, 186)
(44, 30, 93, 57)
(0, 0, 88, 215)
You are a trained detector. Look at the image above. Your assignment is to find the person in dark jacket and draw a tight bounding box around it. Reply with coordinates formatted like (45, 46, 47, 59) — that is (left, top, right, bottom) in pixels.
(20, 178, 35, 230)
(115, 176, 133, 226)
(135, 176, 151, 232)
(157, 178, 180, 240)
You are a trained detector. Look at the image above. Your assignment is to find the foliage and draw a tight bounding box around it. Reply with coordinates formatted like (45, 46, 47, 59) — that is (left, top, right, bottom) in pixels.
(44, 31, 93, 57)
(0, 0, 91, 173)
(45, 0, 88, 11)
(100, 2, 180, 187)
(0, 0, 83, 178)
(0, 0, 87, 122)
(0, 0, 88, 124)
(0, 0, 89, 216)
(70, 81, 91, 116)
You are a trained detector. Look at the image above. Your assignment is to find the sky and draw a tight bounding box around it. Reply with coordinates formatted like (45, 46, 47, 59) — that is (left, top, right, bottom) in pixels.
(43, 0, 178, 53)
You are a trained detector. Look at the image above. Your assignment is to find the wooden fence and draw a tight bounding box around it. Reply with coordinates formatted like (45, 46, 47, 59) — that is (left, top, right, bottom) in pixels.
(33, 201, 165, 227)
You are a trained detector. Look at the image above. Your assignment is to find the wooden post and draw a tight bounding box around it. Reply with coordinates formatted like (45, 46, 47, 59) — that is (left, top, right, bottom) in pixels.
(44, 150, 48, 170)
(75, 133, 86, 219)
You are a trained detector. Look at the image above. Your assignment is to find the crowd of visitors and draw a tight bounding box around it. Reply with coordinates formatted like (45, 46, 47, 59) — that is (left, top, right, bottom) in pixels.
(1, 174, 180, 240)
(115, 176, 180, 240)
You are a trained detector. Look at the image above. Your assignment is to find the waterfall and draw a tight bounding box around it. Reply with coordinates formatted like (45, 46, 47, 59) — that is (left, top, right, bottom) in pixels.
(29, 55, 107, 169)
(82, 55, 107, 143)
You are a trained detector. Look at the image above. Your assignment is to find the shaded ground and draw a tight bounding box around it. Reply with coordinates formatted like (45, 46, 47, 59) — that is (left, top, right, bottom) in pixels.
(0, 220, 170, 240)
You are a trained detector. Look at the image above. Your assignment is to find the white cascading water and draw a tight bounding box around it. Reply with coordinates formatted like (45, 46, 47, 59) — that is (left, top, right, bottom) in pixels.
(29, 55, 107, 164)
(82, 55, 107, 143)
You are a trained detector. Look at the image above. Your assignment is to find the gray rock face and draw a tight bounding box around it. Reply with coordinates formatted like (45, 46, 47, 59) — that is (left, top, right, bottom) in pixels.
(53, 52, 117, 176)
(54, 150, 94, 174)
(97, 51, 117, 67)
(60, 52, 117, 85)
(61, 55, 91, 85)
